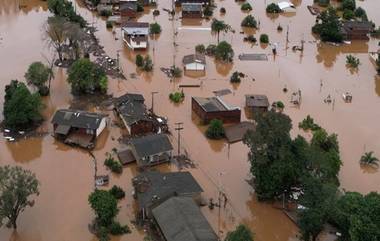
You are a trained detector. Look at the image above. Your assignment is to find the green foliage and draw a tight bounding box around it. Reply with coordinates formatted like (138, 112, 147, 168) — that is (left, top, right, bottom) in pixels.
(329, 192, 380, 241)
(203, 5, 213, 17)
(25, 62, 51, 88)
(225, 224, 254, 241)
(0, 165, 39, 229)
(206, 44, 217, 55)
(206, 119, 225, 139)
(137, 2, 144, 12)
(142, 55, 153, 72)
(277, 24, 283, 31)
(108, 221, 130, 235)
(230, 71, 242, 83)
(3, 80, 43, 129)
(241, 3, 252, 11)
(299, 115, 321, 131)
(341, 0, 356, 11)
(106, 20, 113, 29)
(312, 7, 343, 43)
(47, 0, 86, 27)
(135, 54, 144, 67)
(195, 44, 206, 54)
(67, 58, 108, 94)
(359, 151, 379, 167)
(211, 19, 231, 43)
(109, 185, 125, 200)
(259, 34, 269, 44)
(89, 190, 118, 227)
(346, 55, 360, 68)
(343, 9, 355, 20)
(245, 35, 257, 43)
(241, 15, 257, 28)
(220, 7, 226, 14)
(316, 0, 330, 7)
(266, 3, 281, 13)
(171, 66, 182, 77)
(169, 91, 185, 103)
(354, 7, 367, 21)
(100, 9, 112, 17)
(104, 155, 123, 174)
(149, 22, 161, 34)
(215, 41, 234, 62)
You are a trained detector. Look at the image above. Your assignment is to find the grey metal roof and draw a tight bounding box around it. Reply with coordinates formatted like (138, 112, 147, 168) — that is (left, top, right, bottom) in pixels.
(130, 134, 173, 158)
(132, 171, 203, 209)
(122, 22, 149, 35)
(152, 196, 218, 241)
(183, 54, 206, 65)
(245, 94, 269, 108)
(114, 93, 152, 126)
(192, 97, 229, 112)
(120, 1, 137, 11)
(51, 109, 106, 130)
(342, 21, 373, 31)
(182, 2, 203, 12)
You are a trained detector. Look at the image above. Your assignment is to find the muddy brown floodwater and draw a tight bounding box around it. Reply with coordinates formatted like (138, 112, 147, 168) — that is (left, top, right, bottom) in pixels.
(1, 0, 380, 240)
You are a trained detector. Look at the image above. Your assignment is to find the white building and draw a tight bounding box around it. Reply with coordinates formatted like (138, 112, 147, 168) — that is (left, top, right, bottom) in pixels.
(182, 53, 206, 71)
(122, 22, 149, 50)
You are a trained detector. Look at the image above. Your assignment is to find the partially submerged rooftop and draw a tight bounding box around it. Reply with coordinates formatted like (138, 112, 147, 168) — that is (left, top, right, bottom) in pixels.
(132, 171, 203, 209)
(224, 121, 255, 143)
(245, 94, 270, 108)
(182, 2, 203, 12)
(192, 96, 239, 112)
(114, 93, 151, 126)
(130, 134, 173, 158)
(152, 196, 218, 241)
(51, 109, 106, 130)
(122, 22, 149, 35)
(183, 53, 206, 65)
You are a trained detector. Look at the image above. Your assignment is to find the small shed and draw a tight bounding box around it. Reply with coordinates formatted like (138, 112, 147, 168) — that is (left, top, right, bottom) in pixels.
(341, 21, 373, 40)
(183, 54, 206, 71)
(245, 94, 269, 113)
(224, 121, 255, 143)
(129, 134, 173, 167)
(182, 3, 203, 18)
(192, 96, 241, 124)
(175, 0, 209, 7)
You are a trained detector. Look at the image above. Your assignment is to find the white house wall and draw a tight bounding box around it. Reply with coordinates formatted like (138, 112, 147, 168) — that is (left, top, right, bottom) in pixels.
(96, 118, 107, 137)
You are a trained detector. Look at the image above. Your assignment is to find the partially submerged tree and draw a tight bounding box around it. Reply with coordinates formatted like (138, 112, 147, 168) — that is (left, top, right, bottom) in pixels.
(225, 224, 254, 241)
(0, 166, 39, 229)
(215, 41, 234, 62)
(241, 15, 257, 28)
(266, 3, 281, 13)
(312, 7, 343, 43)
(195, 44, 206, 54)
(25, 62, 52, 95)
(206, 119, 225, 139)
(211, 19, 231, 43)
(3, 80, 43, 130)
(241, 3, 252, 11)
(149, 22, 161, 34)
(346, 55, 360, 68)
(47, 0, 86, 27)
(360, 151, 379, 167)
(259, 34, 269, 44)
(67, 58, 108, 94)
(45, 16, 68, 62)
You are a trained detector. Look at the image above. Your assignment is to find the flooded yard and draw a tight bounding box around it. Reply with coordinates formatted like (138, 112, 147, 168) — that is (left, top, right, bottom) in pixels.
(0, 0, 379, 241)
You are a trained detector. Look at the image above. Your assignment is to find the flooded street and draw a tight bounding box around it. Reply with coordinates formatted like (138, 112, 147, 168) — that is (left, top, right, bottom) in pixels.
(1, 0, 380, 241)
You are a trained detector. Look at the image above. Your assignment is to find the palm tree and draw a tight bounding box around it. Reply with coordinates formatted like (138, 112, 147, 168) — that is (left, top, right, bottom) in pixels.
(211, 18, 231, 43)
(360, 151, 379, 167)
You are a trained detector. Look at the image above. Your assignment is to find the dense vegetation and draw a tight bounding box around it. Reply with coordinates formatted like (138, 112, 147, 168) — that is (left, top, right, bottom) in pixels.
(67, 58, 108, 94)
(266, 3, 281, 13)
(0, 166, 39, 229)
(206, 119, 225, 139)
(211, 19, 231, 43)
(25, 62, 52, 96)
(241, 3, 252, 11)
(47, 0, 86, 27)
(149, 22, 161, 34)
(259, 34, 269, 44)
(312, 7, 343, 43)
(169, 91, 185, 103)
(214, 41, 234, 62)
(241, 15, 257, 28)
(3, 80, 43, 130)
(104, 155, 123, 174)
(346, 55, 360, 68)
(225, 224, 254, 241)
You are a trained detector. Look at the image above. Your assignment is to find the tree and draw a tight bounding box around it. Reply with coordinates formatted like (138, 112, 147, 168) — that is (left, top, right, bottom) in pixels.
(346, 55, 360, 68)
(312, 7, 343, 43)
(354, 7, 367, 21)
(195, 44, 206, 54)
(241, 3, 252, 11)
(215, 41, 234, 62)
(67, 58, 108, 94)
(135, 54, 144, 67)
(0, 166, 39, 229)
(3, 80, 43, 130)
(149, 22, 161, 34)
(341, 0, 356, 11)
(211, 19, 231, 43)
(47, 0, 86, 27)
(259, 34, 269, 44)
(266, 3, 282, 13)
(360, 151, 379, 167)
(25, 62, 51, 88)
(343, 9, 355, 20)
(143, 55, 153, 71)
(45, 16, 68, 62)
(241, 15, 257, 28)
(109, 185, 125, 200)
(89, 190, 118, 227)
(230, 71, 242, 83)
(206, 119, 225, 139)
(225, 224, 254, 241)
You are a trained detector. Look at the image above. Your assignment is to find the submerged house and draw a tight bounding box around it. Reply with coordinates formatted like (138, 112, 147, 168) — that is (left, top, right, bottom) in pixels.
(152, 196, 218, 241)
(181, 3, 203, 18)
(122, 22, 149, 49)
(175, 0, 209, 7)
(129, 134, 173, 167)
(132, 171, 203, 218)
(120, 0, 137, 17)
(341, 21, 373, 40)
(51, 109, 108, 149)
(245, 94, 269, 113)
(182, 54, 206, 71)
(114, 93, 155, 135)
(192, 96, 241, 124)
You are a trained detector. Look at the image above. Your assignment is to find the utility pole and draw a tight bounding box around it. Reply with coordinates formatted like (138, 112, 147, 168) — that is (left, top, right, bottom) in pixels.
(174, 122, 183, 157)
(217, 172, 226, 239)
(151, 91, 158, 113)
(116, 50, 121, 73)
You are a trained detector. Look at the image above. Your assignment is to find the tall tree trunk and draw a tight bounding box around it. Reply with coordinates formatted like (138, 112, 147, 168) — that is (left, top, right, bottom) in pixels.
(11, 218, 17, 230)
(217, 31, 220, 43)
